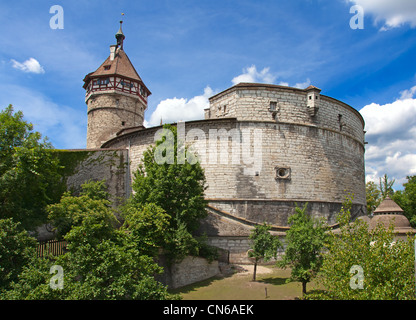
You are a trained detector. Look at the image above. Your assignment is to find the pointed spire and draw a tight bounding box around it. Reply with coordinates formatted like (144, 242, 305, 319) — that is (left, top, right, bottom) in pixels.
(115, 20, 125, 50)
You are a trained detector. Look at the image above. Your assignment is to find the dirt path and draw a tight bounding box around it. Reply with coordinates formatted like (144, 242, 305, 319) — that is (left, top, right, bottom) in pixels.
(231, 264, 273, 276)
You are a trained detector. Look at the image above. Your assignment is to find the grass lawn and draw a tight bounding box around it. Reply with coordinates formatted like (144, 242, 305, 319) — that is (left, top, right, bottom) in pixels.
(170, 265, 321, 300)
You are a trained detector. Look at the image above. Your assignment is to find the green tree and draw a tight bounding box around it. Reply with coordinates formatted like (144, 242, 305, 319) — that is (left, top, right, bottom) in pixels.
(79, 179, 110, 201)
(1, 254, 65, 300)
(122, 202, 171, 257)
(379, 173, 395, 199)
(3, 217, 177, 300)
(4, 181, 178, 300)
(313, 195, 415, 300)
(58, 214, 174, 300)
(394, 175, 416, 227)
(0, 105, 62, 230)
(0, 218, 37, 291)
(277, 203, 327, 297)
(248, 223, 282, 281)
(47, 180, 115, 239)
(130, 124, 208, 262)
(366, 181, 381, 215)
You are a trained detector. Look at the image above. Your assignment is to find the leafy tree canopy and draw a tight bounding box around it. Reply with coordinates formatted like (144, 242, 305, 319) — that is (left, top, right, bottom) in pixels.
(248, 223, 282, 281)
(0, 218, 37, 290)
(277, 203, 327, 296)
(366, 181, 381, 215)
(0, 105, 62, 230)
(47, 180, 115, 239)
(311, 195, 415, 300)
(3, 180, 178, 300)
(128, 124, 210, 262)
(394, 175, 416, 227)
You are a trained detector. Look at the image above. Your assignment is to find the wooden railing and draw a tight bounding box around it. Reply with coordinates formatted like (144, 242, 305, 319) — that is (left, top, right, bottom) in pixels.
(37, 240, 67, 258)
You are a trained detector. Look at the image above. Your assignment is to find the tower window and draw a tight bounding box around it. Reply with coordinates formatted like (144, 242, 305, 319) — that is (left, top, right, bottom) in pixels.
(98, 78, 109, 85)
(121, 80, 133, 88)
(121, 121, 125, 126)
(269, 101, 277, 111)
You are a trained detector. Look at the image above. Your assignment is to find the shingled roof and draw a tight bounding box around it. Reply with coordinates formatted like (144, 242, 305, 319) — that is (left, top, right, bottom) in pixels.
(83, 48, 142, 86)
(373, 196, 404, 215)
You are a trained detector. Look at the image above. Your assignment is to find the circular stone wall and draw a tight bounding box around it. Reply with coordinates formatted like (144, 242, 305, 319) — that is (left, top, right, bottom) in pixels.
(103, 83, 366, 230)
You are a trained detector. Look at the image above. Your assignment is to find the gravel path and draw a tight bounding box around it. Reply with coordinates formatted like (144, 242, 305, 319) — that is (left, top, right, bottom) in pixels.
(232, 264, 273, 276)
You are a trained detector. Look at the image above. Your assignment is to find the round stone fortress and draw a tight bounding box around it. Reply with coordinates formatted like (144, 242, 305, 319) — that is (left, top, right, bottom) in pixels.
(83, 23, 366, 262)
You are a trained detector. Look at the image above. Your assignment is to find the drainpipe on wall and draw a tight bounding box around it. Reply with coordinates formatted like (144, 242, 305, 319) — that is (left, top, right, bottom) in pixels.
(126, 139, 131, 199)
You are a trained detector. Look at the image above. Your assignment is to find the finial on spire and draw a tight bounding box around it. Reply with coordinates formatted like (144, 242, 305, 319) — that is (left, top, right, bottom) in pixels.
(115, 19, 125, 49)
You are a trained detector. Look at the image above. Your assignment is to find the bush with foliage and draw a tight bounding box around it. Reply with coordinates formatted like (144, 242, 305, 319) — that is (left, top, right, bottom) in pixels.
(129, 124, 212, 263)
(277, 203, 327, 296)
(122, 202, 171, 257)
(0, 218, 37, 291)
(311, 195, 415, 300)
(394, 175, 416, 227)
(248, 223, 282, 281)
(2, 180, 178, 300)
(0, 105, 62, 230)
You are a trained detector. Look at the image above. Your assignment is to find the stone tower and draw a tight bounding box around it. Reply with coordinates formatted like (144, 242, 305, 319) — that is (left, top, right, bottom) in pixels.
(83, 21, 151, 149)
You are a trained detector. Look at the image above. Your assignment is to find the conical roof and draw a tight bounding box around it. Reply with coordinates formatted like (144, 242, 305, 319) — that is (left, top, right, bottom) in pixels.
(373, 196, 404, 215)
(82, 20, 151, 97)
(85, 49, 142, 82)
(369, 196, 415, 236)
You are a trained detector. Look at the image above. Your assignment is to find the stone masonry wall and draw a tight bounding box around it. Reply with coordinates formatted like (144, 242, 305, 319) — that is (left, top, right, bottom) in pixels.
(104, 85, 366, 226)
(208, 84, 364, 144)
(102, 84, 366, 260)
(64, 148, 129, 208)
(105, 115, 365, 226)
(156, 255, 220, 289)
(35, 148, 129, 240)
(87, 93, 145, 148)
(208, 237, 252, 264)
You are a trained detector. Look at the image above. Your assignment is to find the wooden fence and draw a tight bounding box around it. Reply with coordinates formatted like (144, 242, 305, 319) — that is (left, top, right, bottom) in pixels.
(37, 240, 67, 258)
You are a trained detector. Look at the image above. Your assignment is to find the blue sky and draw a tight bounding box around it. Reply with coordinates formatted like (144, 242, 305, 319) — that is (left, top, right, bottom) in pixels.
(1, 0, 416, 190)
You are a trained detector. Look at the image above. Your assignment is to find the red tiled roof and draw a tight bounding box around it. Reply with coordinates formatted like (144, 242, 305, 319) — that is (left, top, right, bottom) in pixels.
(83, 48, 151, 96)
(305, 85, 321, 91)
(85, 48, 141, 81)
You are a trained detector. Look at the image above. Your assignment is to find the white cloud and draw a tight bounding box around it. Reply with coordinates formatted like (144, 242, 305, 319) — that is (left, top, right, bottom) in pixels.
(146, 66, 313, 128)
(231, 65, 312, 90)
(294, 78, 311, 89)
(360, 86, 416, 189)
(147, 86, 214, 127)
(231, 65, 277, 85)
(11, 57, 45, 74)
(400, 85, 416, 100)
(347, 0, 416, 30)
